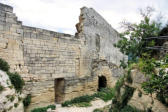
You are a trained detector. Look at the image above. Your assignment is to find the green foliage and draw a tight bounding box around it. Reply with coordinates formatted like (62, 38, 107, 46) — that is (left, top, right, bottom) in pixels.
(23, 94, 31, 107)
(120, 59, 127, 69)
(31, 105, 56, 112)
(93, 109, 103, 112)
(120, 105, 144, 112)
(14, 103, 18, 108)
(114, 76, 124, 94)
(137, 57, 155, 75)
(126, 69, 133, 84)
(121, 86, 135, 108)
(159, 24, 168, 36)
(7, 72, 25, 92)
(62, 95, 95, 107)
(62, 88, 115, 107)
(114, 7, 161, 62)
(0, 58, 10, 72)
(0, 84, 4, 92)
(74, 102, 92, 107)
(110, 74, 135, 111)
(94, 88, 115, 102)
(156, 93, 168, 106)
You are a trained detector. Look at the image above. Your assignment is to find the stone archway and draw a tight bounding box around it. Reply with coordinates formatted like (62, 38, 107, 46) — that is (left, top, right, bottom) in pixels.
(54, 78, 65, 103)
(98, 76, 107, 91)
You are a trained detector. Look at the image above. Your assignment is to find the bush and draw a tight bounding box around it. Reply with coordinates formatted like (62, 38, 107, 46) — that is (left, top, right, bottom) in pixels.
(31, 105, 56, 112)
(23, 94, 31, 107)
(62, 95, 95, 107)
(0, 85, 4, 92)
(115, 76, 124, 94)
(93, 109, 103, 112)
(7, 72, 24, 92)
(156, 93, 168, 107)
(0, 58, 10, 72)
(121, 86, 135, 108)
(62, 88, 115, 107)
(121, 105, 143, 112)
(74, 102, 91, 107)
(94, 88, 115, 102)
(126, 70, 133, 84)
(14, 103, 18, 108)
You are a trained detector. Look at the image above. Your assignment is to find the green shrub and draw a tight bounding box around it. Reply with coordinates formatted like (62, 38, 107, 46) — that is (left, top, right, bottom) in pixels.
(121, 105, 143, 112)
(14, 103, 18, 108)
(94, 88, 115, 102)
(0, 85, 4, 92)
(7, 72, 24, 92)
(115, 76, 124, 94)
(23, 94, 31, 107)
(156, 93, 168, 107)
(0, 58, 10, 72)
(62, 95, 95, 107)
(93, 109, 103, 112)
(121, 86, 135, 108)
(74, 102, 91, 107)
(126, 70, 133, 84)
(31, 105, 56, 112)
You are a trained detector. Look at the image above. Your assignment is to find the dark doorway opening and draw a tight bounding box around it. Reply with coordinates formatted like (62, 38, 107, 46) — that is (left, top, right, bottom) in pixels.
(98, 76, 107, 91)
(54, 78, 65, 103)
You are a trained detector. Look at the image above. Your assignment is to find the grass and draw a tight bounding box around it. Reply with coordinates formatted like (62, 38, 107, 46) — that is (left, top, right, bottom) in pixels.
(31, 105, 56, 112)
(94, 88, 115, 102)
(93, 105, 111, 112)
(73, 102, 92, 107)
(62, 88, 115, 107)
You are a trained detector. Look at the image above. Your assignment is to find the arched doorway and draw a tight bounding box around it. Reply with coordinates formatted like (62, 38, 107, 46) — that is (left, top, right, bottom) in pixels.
(98, 76, 107, 91)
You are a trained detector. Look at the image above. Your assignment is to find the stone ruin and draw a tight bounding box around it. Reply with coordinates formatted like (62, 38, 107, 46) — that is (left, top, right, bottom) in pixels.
(0, 3, 127, 111)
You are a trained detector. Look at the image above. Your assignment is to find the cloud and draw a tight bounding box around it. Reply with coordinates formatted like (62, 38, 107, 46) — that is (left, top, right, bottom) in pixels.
(1, 0, 168, 34)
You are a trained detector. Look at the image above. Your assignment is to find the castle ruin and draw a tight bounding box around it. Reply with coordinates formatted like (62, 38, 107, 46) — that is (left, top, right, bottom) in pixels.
(0, 3, 126, 111)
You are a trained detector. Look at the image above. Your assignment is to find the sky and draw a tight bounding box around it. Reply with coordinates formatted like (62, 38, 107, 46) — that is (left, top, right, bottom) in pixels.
(1, 0, 168, 35)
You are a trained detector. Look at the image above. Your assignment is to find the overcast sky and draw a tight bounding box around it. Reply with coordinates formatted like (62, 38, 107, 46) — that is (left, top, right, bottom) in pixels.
(1, 0, 168, 34)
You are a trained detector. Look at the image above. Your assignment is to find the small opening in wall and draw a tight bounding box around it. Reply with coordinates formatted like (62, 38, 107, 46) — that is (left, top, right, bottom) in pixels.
(98, 76, 107, 91)
(54, 78, 65, 103)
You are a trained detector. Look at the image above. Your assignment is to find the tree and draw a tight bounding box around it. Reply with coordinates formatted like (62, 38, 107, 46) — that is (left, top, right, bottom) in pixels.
(114, 6, 161, 62)
(114, 6, 168, 106)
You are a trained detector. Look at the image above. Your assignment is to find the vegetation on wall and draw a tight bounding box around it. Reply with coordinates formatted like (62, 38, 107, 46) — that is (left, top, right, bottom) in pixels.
(23, 94, 31, 107)
(0, 84, 4, 92)
(0, 58, 25, 92)
(109, 73, 136, 112)
(7, 72, 25, 92)
(0, 58, 10, 72)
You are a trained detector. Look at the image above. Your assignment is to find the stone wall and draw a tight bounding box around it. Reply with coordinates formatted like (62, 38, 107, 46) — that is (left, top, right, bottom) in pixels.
(0, 3, 126, 111)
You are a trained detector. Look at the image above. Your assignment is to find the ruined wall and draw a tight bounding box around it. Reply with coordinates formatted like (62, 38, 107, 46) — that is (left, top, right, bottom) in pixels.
(0, 3, 126, 111)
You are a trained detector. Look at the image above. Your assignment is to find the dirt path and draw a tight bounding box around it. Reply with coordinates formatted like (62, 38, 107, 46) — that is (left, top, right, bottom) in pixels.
(55, 99, 111, 112)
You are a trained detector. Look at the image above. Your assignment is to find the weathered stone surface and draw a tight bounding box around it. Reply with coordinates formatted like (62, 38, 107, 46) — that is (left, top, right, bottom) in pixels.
(0, 3, 126, 111)
(127, 69, 168, 112)
(0, 70, 24, 112)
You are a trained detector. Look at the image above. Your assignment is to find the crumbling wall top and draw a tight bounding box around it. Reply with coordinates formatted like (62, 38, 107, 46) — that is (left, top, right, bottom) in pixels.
(0, 3, 13, 13)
